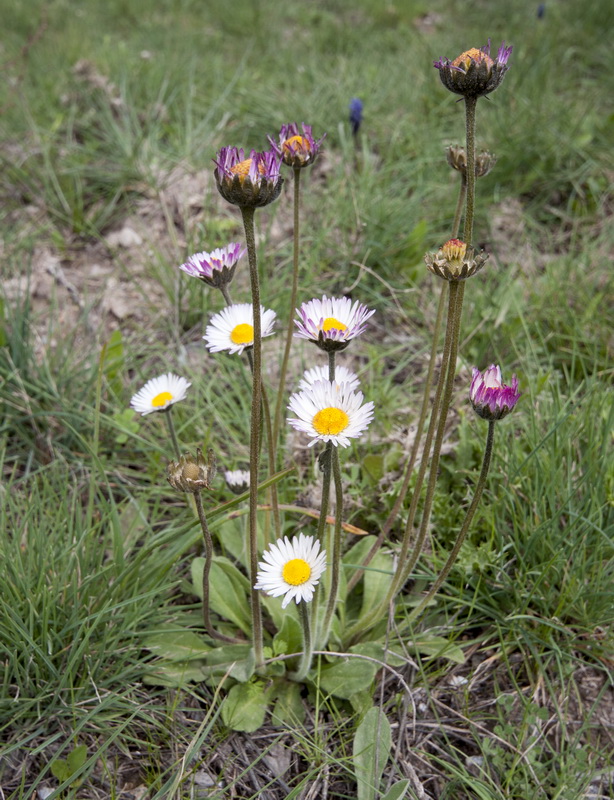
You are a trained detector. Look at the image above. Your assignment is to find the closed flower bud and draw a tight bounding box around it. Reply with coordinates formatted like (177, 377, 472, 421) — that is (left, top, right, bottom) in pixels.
(425, 239, 489, 282)
(167, 448, 216, 494)
(470, 365, 520, 421)
(434, 40, 512, 98)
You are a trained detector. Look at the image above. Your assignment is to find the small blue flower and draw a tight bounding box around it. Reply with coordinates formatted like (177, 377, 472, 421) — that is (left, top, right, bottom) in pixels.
(349, 97, 363, 136)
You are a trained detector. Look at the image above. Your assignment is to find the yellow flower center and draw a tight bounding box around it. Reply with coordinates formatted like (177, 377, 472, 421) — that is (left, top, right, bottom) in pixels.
(283, 135, 311, 154)
(152, 391, 173, 408)
(312, 407, 350, 436)
(282, 558, 312, 586)
(442, 238, 467, 263)
(322, 316, 347, 333)
(453, 48, 494, 71)
(230, 323, 254, 345)
(229, 158, 265, 181)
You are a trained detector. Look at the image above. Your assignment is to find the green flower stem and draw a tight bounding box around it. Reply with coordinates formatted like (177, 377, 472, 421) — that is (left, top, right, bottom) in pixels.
(194, 491, 243, 644)
(220, 285, 233, 307)
(246, 348, 281, 545)
(164, 408, 181, 461)
(452, 175, 468, 240)
(398, 280, 465, 589)
(405, 420, 496, 625)
(311, 351, 336, 640)
(463, 96, 478, 247)
(239, 205, 264, 670)
(272, 166, 301, 454)
(347, 281, 448, 595)
(289, 601, 313, 682)
(344, 280, 461, 642)
(321, 444, 343, 645)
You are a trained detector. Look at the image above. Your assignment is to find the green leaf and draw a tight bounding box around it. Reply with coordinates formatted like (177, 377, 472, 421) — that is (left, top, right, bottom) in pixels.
(143, 660, 208, 687)
(358, 549, 393, 627)
(191, 556, 252, 635)
(144, 628, 211, 661)
(0, 298, 8, 347)
(273, 615, 302, 656)
(270, 680, 305, 726)
(201, 644, 255, 683)
(51, 758, 70, 782)
(66, 745, 87, 774)
(221, 681, 270, 732)
(412, 634, 465, 664)
(381, 780, 410, 800)
(353, 707, 391, 800)
(101, 329, 124, 397)
(362, 454, 385, 484)
(317, 648, 378, 699)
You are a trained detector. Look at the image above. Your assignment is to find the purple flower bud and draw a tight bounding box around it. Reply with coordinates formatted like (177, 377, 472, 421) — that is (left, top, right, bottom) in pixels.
(470, 365, 520, 421)
(349, 98, 363, 136)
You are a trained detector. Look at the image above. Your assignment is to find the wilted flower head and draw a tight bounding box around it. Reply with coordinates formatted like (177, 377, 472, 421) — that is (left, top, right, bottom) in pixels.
(287, 379, 374, 448)
(179, 243, 245, 289)
(130, 373, 191, 416)
(470, 365, 520, 421)
(349, 97, 363, 136)
(446, 145, 497, 179)
(168, 448, 216, 494)
(294, 295, 375, 352)
(425, 239, 489, 282)
(434, 40, 512, 98)
(225, 469, 250, 494)
(269, 123, 325, 169)
(254, 533, 327, 608)
(214, 146, 283, 208)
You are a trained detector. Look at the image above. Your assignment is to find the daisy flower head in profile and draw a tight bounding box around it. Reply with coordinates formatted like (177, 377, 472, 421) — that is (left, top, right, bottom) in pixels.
(294, 295, 375, 352)
(298, 364, 360, 392)
(203, 303, 277, 355)
(470, 364, 520, 421)
(213, 146, 283, 208)
(179, 243, 245, 290)
(287, 379, 374, 448)
(268, 122, 326, 169)
(130, 373, 191, 416)
(225, 469, 250, 494)
(254, 533, 327, 608)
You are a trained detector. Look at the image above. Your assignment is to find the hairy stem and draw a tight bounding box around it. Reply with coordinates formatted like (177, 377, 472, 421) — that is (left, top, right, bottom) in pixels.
(321, 444, 343, 644)
(405, 420, 495, 624)
(289, 601, 313, 682)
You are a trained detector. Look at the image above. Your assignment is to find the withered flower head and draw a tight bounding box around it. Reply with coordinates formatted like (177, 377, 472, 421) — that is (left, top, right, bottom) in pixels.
(434, 40, 512, 98)
(446, 145, 497, 178)
(167, 448, 216, 494)
(425, 239, 489, 282)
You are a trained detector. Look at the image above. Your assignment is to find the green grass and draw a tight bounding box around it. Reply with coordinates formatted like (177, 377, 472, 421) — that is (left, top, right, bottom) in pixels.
(1, 0, 613, 797)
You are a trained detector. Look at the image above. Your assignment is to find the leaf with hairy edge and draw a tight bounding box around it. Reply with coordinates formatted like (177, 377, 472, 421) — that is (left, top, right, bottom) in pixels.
(191, 556, 252, 635)
(353, 707, 391, 800)
(221, 681, 270, 732)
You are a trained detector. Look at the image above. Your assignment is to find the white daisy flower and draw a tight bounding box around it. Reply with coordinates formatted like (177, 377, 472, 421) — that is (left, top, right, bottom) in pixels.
(130, 373, 191, 416)
(298, 364, 360, 392)
(294, 295, 375, 351)
(204, 303, 276, 355)
(225, 469, 250, 494)
(254, 533, 327, 608)
(287, 379, 374, 448)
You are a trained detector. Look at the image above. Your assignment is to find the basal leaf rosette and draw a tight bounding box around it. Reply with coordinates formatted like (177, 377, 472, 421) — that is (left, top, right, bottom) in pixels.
(287, 379, 374, 448)
(470, 364, 520, 421)
(179, 243, 245, 290)
(425, 239, 489, 282)
(269, 122, 326, 169)
(434, 39, 512, 98)
(294, 295, 375, 353)
(214, 146, 283, 208)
